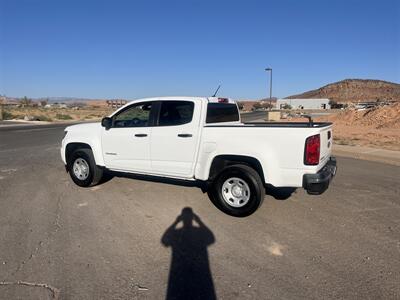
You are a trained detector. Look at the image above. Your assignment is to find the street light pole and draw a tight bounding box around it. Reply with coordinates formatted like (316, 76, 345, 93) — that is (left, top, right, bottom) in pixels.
(265, 68, 272, 109)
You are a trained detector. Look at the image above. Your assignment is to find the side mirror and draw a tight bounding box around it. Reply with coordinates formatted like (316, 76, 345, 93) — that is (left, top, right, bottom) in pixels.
(101, 117, 112, 130)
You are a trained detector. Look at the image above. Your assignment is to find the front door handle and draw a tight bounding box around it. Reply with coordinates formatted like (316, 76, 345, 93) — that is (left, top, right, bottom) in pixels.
(177, 134, 192, 138)
(134, 133, 148, 137)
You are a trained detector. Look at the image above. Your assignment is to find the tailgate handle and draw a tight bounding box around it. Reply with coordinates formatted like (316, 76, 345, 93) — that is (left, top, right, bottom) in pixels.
(177, 134, 192, 138)
(134, 133, 148, 137)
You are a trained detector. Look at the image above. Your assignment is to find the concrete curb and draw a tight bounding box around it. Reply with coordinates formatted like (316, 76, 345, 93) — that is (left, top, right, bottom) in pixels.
(333, 144, 400, 166)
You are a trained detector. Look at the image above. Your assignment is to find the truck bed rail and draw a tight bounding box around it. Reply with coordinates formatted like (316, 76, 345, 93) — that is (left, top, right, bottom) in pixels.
(205, 122, 332, 128)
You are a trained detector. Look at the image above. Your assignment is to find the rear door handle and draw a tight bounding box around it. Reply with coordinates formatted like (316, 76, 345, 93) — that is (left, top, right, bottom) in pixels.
(177, 134, 192, 138)
(134, 133, 148, 137)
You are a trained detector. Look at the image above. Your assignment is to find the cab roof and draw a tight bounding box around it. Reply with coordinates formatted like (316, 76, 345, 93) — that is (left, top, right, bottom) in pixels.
(125, 96, 235, 104)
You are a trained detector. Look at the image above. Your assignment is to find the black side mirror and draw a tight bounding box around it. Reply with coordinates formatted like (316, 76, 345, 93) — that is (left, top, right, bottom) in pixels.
(101, 117, 112, 130)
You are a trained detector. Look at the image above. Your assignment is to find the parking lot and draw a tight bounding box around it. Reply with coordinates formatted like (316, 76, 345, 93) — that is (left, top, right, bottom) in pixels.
(0, 122, 399, 299)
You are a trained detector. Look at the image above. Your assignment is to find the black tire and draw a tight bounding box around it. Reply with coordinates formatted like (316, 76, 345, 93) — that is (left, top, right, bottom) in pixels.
(208, 164, 264, 217)
(68, 148, 103, 187)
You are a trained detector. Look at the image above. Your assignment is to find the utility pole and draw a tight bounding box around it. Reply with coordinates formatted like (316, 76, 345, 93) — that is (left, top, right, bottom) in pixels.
(265, 68, 273, 109)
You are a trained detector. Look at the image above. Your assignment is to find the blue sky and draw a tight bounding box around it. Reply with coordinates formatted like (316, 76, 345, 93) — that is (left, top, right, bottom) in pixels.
(0, 0, 399, 99)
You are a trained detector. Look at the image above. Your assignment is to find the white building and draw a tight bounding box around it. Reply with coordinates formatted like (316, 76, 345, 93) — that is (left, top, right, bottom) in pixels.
(276, 98, 331, 110)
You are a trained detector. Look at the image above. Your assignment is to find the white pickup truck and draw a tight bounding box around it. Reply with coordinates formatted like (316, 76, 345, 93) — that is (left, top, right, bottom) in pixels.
(61, 97, 336, 217)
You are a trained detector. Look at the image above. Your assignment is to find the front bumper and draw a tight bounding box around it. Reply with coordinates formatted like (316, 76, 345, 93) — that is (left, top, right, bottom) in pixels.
(303, 157, 337, 195)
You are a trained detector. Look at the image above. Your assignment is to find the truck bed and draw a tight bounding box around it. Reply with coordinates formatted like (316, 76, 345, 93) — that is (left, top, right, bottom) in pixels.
(201, 120, 333, 187)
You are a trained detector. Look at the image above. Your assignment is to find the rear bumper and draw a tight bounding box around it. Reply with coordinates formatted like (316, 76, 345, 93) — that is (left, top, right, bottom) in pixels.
(303, 157, 337, 195)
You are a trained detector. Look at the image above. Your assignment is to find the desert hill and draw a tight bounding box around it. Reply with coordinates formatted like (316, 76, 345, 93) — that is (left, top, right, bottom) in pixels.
(286, 79, 400, 103)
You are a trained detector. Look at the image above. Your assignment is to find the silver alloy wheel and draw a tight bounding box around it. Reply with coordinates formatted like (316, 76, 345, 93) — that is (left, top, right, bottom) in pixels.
(221, 177, 251, 208)
(73, 158, 90, 180)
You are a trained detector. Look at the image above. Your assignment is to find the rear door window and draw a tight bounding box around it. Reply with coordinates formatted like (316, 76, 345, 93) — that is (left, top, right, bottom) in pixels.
(158, 101, 194, 126)
(206, 103, 239, 123)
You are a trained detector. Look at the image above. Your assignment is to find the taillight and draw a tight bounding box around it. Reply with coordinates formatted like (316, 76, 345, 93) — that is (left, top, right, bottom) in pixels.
(218, 98, 229, 103)
(304, 134, 320, 165)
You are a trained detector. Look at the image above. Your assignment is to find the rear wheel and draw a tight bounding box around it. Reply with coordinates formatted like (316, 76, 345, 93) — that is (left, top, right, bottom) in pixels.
(208, 164, 264, 217)
(68, 148, 103, 187)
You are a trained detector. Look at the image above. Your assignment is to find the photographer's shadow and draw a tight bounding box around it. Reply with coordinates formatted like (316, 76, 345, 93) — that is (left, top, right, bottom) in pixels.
(161, 207, 216, 300)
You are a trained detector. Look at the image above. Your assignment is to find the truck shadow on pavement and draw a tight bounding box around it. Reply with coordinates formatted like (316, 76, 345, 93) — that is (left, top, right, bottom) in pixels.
(265, 185, 297, 200)
(108, 171, 208, 192)
(161, 207, 217, 300)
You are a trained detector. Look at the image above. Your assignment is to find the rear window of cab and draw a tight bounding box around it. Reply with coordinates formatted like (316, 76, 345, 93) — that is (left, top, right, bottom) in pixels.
(206, 103, 240, 123)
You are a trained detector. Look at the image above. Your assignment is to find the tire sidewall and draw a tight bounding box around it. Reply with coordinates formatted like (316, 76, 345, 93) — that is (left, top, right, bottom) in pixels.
(68, 149, 95, 187)
(212, 166, 263, 217)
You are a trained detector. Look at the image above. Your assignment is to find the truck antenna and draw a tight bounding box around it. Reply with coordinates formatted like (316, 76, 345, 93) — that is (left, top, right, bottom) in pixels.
(212, 85, 221, 97)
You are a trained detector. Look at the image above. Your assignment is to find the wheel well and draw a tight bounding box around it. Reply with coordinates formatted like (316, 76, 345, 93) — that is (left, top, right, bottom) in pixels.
(65, 143, 92, 166)
(209, 155, 265, 182)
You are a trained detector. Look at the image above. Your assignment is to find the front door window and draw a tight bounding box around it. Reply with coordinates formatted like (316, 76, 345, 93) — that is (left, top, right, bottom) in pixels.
(113, 102, 152, 128)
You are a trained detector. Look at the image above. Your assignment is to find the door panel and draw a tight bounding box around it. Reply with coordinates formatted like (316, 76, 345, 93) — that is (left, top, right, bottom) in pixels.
(151, 100, 201, 176)
(102, 127, 152, 172)
(102, 101, 154, 172)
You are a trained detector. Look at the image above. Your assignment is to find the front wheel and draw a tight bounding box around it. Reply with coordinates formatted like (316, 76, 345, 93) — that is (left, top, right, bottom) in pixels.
(68, 148, 103, 187)
(208, 164, 264, 217)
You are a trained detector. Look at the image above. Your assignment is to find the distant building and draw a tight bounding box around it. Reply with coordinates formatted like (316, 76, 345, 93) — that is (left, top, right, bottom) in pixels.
(3, 102, 19, 107)
(57, 103, 68, 109)
(276, 98, 331, 110)
(106, 100, 128, 108)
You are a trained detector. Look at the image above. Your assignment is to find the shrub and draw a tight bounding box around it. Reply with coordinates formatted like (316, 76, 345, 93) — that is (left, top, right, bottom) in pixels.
(2, 110, 15, 120)
(20, 96, 33, 107)
(33, 115, 53, 122)
(261, 102, 274, 110)
(56, 113, 73, 120)
(281, 104, 292, 110)
(252, 102, 262, 110)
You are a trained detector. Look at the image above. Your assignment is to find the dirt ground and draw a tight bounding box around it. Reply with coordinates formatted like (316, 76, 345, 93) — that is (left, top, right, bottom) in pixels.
(329, 125, 400, 151)
(315, 103, 400, 151)
(2, 104, 113, 122)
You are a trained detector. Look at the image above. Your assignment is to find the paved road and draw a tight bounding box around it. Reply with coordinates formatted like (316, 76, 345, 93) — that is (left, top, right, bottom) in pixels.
(0, 121, 82, 132)
(241, 111, 267, 122)
(0, 121, 20, 125)
(0, 124, 399, 299)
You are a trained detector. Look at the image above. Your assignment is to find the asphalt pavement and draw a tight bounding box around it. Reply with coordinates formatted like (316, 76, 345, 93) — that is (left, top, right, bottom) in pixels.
(0, 122, 399, 299)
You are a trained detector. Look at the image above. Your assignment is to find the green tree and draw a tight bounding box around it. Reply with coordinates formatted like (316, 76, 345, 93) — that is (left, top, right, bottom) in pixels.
(0, 96, 5, 120)
(20, 96, 32, 107)
(328, 99, 339, 109)
(281, 103, 292, 110)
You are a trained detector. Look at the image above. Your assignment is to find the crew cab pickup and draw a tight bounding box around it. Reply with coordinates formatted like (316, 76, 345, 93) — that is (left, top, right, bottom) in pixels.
(61, 97, 336, 217)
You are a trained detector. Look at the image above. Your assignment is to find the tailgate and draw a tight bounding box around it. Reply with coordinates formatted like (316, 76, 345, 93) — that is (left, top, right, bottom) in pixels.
(318, 125, 333, 166)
